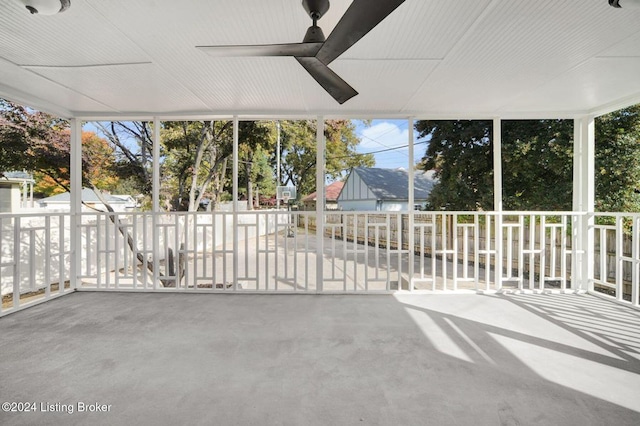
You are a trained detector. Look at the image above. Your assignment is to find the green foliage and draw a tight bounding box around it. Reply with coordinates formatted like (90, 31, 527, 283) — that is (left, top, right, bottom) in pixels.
(278, 120, 374, 198)
(161, 120, 233, 211)
(416, 107, 640, 212)
(1, 105, 377, 211)
(415, 120, 494, 210)
(501, 119, 574, 210)
(238, 121, 276, 208)
(594, 106, 640, 212)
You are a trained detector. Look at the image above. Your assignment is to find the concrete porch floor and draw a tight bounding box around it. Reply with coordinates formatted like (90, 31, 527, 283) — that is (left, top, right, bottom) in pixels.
(1, 292, 639, 425)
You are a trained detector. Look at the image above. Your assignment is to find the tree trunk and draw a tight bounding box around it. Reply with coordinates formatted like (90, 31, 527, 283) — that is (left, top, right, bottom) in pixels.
(245, 161, 253, 210)
(91, 187, 182, 287)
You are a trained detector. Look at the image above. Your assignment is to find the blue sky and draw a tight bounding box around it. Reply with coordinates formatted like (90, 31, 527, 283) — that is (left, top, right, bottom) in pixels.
(85, 118, 430, 172)
(353, 119, 428, 170)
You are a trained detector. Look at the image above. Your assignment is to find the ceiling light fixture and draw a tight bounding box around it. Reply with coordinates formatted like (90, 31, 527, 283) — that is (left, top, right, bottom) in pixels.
(19, 0, 70, 15)
(609, 0, 640, 8)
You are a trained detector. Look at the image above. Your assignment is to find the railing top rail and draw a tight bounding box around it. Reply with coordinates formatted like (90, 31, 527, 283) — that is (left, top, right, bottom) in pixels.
(593, 212, 640, 218)
(8, 210, 640, 220)
(0, 212, 70, 219)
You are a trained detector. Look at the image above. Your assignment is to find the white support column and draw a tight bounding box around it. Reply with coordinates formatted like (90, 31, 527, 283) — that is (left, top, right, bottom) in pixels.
(572, 116, 596, 292)
(572, 118, 582, 290)
(151, 118, 161, 290)
(493, 119, 503, 212)
(70, 118, 83, 290)
(152, 118, 161, 212)
(233, 116, 239, 290)
(407, 117, 415, 291)
(493, 118, 503, 290)
(315, 117, 325, 293)
(583, 116, 596, 292)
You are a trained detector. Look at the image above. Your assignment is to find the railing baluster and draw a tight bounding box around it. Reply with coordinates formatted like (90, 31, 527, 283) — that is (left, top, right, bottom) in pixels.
(561, 215, 567, 291)
(633, 217, 639, 307)
(616, 216, 624, 302)
(540, 215, 546, 291)
(12, 217, 20, 309)
(474, 214, 480, 291)
(452, 214, 458, 291)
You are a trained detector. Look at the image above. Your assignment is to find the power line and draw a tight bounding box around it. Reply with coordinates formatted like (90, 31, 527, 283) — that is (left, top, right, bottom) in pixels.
(357, 120, 410, 152)
(328, 139, 429, 160)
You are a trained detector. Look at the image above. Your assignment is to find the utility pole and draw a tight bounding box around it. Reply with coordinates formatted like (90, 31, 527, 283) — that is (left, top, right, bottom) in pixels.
(276, 120, 281, 186)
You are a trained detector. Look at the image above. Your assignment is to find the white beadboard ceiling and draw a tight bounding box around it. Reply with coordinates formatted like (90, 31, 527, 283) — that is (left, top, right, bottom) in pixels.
(1, 0, 639, 119)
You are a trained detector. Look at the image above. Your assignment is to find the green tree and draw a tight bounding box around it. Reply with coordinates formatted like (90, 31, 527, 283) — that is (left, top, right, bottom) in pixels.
(415, 120, 494, 210)
(501, 120, 574, 210)
(162, 120, 233, 211)
(595, 106, 640, 212)
(278, 120, 374, 198)
(238, 121, 274, 210)
(416, 107, 640, 212)
(92, 121, 155, 195)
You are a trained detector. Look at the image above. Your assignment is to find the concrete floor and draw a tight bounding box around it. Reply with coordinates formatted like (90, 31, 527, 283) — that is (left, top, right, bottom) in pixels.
(1, 292, 639, 425)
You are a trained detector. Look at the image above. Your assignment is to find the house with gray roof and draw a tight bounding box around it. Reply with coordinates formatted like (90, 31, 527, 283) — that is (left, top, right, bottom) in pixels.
(337, 167, 437, 211)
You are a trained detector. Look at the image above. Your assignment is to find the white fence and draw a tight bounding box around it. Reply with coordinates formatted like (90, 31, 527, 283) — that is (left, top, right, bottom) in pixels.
(0, 213, 72, 311)
(2, 210, 640, 316)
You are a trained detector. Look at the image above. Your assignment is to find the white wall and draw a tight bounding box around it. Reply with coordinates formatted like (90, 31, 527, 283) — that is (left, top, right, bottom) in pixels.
(337, 200, 377, 211)
(380, 201, 407, 211)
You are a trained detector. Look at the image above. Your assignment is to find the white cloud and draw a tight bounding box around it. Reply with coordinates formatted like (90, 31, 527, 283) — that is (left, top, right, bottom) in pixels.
(355, 120, 424, 169)
(358, 120, 408, 150)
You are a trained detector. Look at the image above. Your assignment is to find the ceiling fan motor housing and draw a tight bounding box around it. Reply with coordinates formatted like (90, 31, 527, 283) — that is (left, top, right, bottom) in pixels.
(303, 25, 326, 43)
(302, 0, 330, 20)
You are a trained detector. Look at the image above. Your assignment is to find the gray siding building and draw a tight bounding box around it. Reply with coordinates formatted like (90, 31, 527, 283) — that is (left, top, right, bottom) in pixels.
(337, 167, 437, 211)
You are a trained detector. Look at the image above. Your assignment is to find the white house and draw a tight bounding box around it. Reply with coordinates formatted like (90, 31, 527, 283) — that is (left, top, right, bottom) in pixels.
(0, 171, 35, 212)
(337, 168, 437, 211)
(38, 188, 138, 212)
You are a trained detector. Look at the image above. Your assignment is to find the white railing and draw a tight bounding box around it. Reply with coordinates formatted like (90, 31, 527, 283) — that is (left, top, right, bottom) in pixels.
(0, 212, 72, 314)
(593, 213, 640, 306)
(2, 210, 640, 315)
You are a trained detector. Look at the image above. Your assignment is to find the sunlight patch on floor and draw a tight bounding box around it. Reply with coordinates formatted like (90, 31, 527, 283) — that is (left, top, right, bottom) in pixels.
(490, 333, 640, 412)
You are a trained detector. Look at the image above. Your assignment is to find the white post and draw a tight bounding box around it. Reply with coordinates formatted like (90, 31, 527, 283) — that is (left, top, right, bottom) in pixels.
(493, 118, 503, 290)
(407, 117, 415, 291)
(276, 121, 281, 210)
(70, 118, 83, 290)
(316, 117, 325, 293)
(583, 116, 596, 292)
(233, 116, 239, 290)
(572, 118, 582, 290)
(152, 117, 160, 289)
(572, 116, 595, 293)
(152, 118, 161, 212)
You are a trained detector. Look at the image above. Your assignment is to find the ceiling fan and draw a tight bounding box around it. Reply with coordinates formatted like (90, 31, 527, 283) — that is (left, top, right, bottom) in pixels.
(196, 0, 406, 104)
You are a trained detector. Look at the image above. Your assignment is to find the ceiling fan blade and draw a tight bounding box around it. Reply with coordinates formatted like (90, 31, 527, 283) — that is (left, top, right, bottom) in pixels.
(197, 42, 323, 58)
(316, 0, 406, 65)
(296, 57, 357, 104)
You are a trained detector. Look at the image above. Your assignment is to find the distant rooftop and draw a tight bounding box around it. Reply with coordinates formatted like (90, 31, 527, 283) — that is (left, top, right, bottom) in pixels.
(39, 188, 128, 204)
(303, 181, 345, 202)
(1, 171, 34, 182)
(348, 167, 437, 200)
